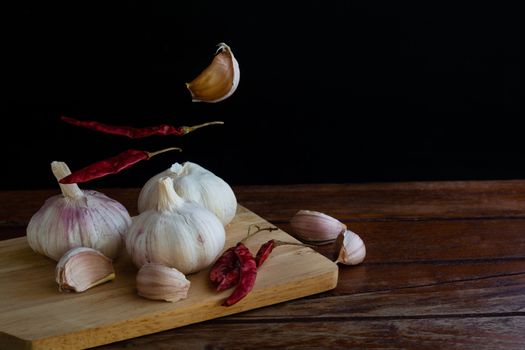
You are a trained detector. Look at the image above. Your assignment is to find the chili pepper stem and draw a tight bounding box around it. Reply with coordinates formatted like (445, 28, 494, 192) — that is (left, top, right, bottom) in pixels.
(146, 147, 182, 158)
(183, 121, 224, 134)
(241, 224, 279, 243)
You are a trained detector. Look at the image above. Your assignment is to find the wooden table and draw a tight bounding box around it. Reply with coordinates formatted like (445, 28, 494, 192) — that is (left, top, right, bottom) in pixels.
(1, 180, 524, 349)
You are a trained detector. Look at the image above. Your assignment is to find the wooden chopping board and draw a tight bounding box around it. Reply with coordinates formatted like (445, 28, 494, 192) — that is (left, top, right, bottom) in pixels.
(0, 205, 338, 350)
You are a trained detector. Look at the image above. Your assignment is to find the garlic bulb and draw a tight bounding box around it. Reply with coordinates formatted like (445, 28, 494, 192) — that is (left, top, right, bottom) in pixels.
(56, 247, 115, 292)
(186, 42, 240, 103)
(27, 161, 131, 261)
(335, 230, 366, 265)
(127, 177, 226, 274)
(290, 210, 347, 244)
(137, 263, 190, 302)
(138, 161, 237, 226)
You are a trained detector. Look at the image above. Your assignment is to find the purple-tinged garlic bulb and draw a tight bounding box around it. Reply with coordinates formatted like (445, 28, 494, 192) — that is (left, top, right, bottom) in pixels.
(26, 161, 131, 261)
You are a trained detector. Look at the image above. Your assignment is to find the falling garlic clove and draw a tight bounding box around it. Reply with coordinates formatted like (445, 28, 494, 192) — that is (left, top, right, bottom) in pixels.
(137, 263, 191, 302)
(56, 247, 115, 292)
(186, 42, 240, 103)
(335, 230, 366, 265)
(290, 210, 347, 244)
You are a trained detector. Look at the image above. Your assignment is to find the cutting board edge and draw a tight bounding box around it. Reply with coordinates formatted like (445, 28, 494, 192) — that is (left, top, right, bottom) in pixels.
(11, 266, 338, 350)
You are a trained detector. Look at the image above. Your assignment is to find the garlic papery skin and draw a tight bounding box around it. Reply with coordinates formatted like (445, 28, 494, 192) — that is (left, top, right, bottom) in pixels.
(138, 161, 237, 226)
(56, 247, 115, 292)
(128, 177, 226, 274)
(26, 161, 132, 261)
(185, 42, 240, 103)
(137, 263, 190, 302)
(290, 210, 347, 245)
(335, 230, 366, 265)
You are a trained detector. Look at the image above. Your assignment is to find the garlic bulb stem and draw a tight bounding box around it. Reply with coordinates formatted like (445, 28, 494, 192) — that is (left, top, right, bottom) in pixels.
(51, 161, 84, 198)
(156, 177, 184, 211)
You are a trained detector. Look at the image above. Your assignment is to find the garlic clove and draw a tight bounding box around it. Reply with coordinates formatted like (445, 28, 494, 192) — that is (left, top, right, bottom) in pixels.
(136, 263, 190, 302)
(335, 230, 366, 265)
(290, 210, 347, 244)
(56, 247, 115, 292)
(185, 42, 240, 103)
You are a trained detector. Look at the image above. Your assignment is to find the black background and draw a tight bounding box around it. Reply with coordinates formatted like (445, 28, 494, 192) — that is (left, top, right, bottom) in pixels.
(4, 1, 524, 189)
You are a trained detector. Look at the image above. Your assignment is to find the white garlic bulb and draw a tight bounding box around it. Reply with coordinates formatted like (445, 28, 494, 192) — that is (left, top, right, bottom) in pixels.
(335, 230, 366, 265)
(138, 161, 237, 226)
(127, 177, 225, 274)
(136, 263, 190, 302)
(27, 161, 131, 261)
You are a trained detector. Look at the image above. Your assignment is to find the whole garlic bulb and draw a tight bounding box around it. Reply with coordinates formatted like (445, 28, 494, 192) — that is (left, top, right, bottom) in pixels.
(138, 161, 237, 226)
(27, 161, 131, 261)
(127, 177, 226, 274)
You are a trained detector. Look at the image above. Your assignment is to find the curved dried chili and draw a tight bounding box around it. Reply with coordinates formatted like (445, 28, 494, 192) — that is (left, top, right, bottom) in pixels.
(255, 239, 275, 268)
(222, 243, 257, 306)
(61, 116, 223, 139)
(59, 147, 181, 184)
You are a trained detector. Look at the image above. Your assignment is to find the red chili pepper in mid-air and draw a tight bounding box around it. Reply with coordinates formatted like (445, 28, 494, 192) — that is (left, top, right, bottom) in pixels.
(222, 243, 257, 306)
(61, 116, 223, 139)
(59, 147, 181, 184)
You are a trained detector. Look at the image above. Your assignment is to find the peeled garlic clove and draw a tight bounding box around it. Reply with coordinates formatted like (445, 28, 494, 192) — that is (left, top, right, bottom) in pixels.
(138, 161, 237, 226)
(290, 210, 347, 244)
(335, 230, 366, 265)
(186, 42, 240, 103)
(137, 263, 190, 302)
(56, 247, 115, 292)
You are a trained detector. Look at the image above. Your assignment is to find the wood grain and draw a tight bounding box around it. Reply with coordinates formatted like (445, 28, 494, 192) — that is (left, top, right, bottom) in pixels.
(0, 206, 337, 350)
(1, 180, 524, 349)
(98, 317, 525, 350)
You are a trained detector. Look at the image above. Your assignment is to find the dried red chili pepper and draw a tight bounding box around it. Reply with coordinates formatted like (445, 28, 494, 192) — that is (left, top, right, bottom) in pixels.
(61, 116, 223, 139)
(216, 264, 240, 291)
(223, 243, 257, 306)
(255, 239, 275, 268)
(59, 147, 181, 184)
(209, 247, 237, 286)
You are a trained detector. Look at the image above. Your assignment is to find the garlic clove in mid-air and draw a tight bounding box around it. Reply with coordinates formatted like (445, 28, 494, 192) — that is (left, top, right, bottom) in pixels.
(138, 161, 237, 226)
(290, 210, 347, 245)
(335, 230, 366, 265)
(26, 161, 131, 261)
(56, 247, 115, 292)
(128, 177, 226, 274)
(137, 263, 190, 302)
(185, 42, 240, 103)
